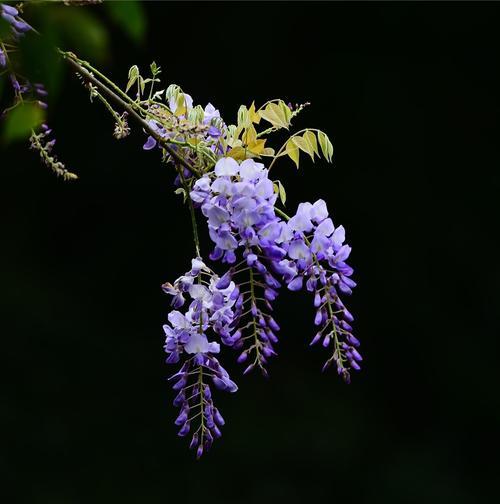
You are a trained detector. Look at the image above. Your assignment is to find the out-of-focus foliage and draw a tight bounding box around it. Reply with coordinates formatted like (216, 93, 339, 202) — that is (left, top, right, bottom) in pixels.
(43, 6, 110, 63)
(0, 0, 146, 141)
(3, 101, 44, 141)
(0, 16, 9, 37)
(104, 0, 146, 44)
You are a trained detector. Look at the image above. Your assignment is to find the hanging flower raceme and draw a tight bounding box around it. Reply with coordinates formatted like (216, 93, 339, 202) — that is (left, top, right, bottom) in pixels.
(190, 157, 287, 375)
(162, 258, 239, 457)
(276, 200, 361, 382)
(190, 157, 360, 382)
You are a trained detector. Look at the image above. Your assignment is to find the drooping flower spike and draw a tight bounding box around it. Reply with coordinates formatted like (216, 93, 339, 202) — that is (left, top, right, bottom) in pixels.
(161, 152, 359, 454)
(190, 158, 286, 375)
(189, 157, 360, 382)
(278, 200, 360, 382)
(162, 258, 239, 456)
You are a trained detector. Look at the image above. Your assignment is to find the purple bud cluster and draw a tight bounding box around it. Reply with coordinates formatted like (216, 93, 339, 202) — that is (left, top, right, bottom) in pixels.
(162, 258, 239, 456)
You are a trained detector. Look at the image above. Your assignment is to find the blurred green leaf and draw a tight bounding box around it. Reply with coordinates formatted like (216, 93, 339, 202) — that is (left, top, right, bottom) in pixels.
(3, 102, 44, 142)
(104, 0, 146, 44)
(0, 75, 5, 102)
(0, 17, 10, 37)
(18, 28, 63, 97)
(47, 7, 110, 63)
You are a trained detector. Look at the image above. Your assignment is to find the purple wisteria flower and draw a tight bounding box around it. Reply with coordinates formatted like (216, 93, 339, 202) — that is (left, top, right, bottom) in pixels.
(190, 157, 360, 381)
(190, 158, 286, 374)
(278, 199, 360, 382)
(162, 258, 239, 457)
(1, 3, 32, 37)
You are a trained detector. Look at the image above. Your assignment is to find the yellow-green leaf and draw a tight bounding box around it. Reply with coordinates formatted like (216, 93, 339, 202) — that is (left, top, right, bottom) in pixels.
(227, 146, 247, 160)
(237, 105, 249, 129)
(126, 65, 139, 93)
(249, 101, 261, 124)
(304, 130, 319, 158)
(292, 135, 314, 161)
(317, 130, 334, 162)
(280, 101, 293, 124)
(175, 93, 187, 116)
(278, 180, 286, 206)
(259, 102, 290, 130)
(286, 139, 300, 168)
(261, 147, 276, 157)
(242, 125, 257, 146)
(247, 138, 267, 155)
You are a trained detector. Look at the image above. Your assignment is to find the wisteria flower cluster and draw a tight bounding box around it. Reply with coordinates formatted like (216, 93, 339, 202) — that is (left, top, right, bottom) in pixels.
(191, 157, 359, 378)
(161, 259, 239, 457)
(160, 152, 359, 457)
(1, 1, 361, 459)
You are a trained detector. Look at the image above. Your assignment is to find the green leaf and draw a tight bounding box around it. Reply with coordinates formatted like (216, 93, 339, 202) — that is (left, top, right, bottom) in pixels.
(285, 139, 300, 169)
(150, 61, 161, 76)
(139, 75, 146, 95)
(237, 105, 249, 129)
(126, 65, 139, 93)
(3, 103, 44, 143)
(104, 0, 147, 44)
(317, 130, 334, 162)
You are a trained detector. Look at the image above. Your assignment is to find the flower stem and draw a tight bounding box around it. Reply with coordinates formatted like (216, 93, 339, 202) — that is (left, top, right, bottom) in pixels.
(59, 50, 201, 178)
(177, 166, 201, 257)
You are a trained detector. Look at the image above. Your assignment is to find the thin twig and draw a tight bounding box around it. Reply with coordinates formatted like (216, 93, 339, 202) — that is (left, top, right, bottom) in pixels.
(60, 52, 201, 178)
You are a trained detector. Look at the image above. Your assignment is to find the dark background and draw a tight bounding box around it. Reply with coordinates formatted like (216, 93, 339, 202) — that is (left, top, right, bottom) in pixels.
(1, 2, 499, 503)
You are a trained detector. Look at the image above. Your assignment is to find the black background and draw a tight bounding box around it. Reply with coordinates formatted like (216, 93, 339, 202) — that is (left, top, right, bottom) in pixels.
(2, 2, 499, 503)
